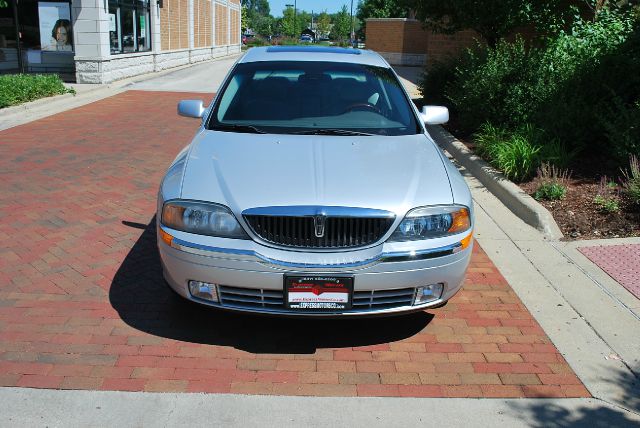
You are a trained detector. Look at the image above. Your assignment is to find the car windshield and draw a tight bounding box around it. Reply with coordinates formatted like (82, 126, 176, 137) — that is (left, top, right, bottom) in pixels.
(208, 61, 421, 136)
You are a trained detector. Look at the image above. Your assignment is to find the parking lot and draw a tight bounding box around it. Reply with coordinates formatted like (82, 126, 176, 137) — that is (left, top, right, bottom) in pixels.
(0, 90, 589, 398)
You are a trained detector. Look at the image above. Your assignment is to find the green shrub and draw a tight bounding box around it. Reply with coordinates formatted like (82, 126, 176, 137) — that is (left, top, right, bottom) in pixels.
(538, 140, 575, 169)
(622, 154, 640, 205)
(417, 55, 464, 107)
(594, 175, 621, 212)
(474, 123, 542, 182)
(594, 195, 620, 213)
(426, 5, 639, 170)
(533, 162, 570, 201)
(601, 99, 640, 162)
(535, 182, 567, 200)
(533, 9, 639, 165)
(445, 38, 533, 133)
(245, 37, 269, 47)
(0, 74, 74, 108)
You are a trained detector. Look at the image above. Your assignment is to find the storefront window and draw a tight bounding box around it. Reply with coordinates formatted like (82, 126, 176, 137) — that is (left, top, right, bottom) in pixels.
(1, 0, 75, 76)
(109, 0, 151, 54)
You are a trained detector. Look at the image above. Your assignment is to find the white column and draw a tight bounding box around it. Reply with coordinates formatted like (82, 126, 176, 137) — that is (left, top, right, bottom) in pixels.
(211, 0, 216, 47)
(189, 0, 195, 54)
(73, 0, 113, 83)
(151, 0, 162, 53)
(226, 0, 230, 50)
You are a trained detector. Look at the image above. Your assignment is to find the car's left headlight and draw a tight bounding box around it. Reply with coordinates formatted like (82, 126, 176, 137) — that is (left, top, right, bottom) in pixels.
(388, 205, 471, 241)
(161, 200, 248, 239)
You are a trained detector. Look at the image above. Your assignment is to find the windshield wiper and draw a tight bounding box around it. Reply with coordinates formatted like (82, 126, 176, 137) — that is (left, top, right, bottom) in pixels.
(292, 128, 376, 136)
(211, 123, 267, 134)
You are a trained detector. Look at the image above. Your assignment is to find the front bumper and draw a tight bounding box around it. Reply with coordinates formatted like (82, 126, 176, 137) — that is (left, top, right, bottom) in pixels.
(158, 226, 472, 316)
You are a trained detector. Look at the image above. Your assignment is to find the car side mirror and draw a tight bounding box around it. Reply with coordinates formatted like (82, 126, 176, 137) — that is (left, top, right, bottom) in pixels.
(421, 105, 449, 125)
(178, 100, 206, 118)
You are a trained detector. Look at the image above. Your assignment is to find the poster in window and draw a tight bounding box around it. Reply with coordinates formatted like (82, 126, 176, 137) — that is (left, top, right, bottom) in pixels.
(39, 2, 73, 52)
(110, 14, 117, 32)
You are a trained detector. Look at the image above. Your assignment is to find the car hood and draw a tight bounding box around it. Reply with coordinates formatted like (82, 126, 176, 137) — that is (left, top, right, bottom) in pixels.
(180, 131, 453, 216)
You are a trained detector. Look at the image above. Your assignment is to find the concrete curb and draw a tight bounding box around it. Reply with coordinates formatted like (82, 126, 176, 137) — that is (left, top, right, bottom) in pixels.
(428, 125, 563, 240)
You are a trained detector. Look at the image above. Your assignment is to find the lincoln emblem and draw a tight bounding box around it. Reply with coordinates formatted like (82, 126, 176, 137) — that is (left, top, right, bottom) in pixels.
(313, 215, 326, 238)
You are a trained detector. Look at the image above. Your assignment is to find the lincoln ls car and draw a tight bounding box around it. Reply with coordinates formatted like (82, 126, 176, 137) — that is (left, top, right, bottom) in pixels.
(157, 46, 474, 316)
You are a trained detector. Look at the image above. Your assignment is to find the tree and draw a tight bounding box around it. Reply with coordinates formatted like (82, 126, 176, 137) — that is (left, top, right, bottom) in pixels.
(298, 11, 312, 32)
(317, 11, 332, 39)
(356, 0, 406, 21)
(251, 13, 274, 36)
(241, 5, 249, 33)
(407, 0, 576, 47)
(356, 0, 406, 35)
(279, 7, 310, 37)
(242, 0, 270, 17)
(330, 5, 351, 42)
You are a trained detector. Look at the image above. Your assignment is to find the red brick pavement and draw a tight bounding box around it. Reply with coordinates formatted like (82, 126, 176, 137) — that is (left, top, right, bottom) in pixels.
(0, 91, 589, 398)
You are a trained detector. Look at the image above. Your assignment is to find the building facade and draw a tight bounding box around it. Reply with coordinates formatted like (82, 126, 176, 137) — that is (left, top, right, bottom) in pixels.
(0, 0, 241, 83)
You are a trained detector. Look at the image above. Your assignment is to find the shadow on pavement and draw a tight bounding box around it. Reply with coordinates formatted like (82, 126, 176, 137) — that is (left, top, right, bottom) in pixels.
(510, 365, 640, 427)
(109, 217, 433, 354)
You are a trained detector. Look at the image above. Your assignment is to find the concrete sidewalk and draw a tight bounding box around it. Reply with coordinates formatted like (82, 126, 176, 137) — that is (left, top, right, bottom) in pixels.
(1, 388, 638, 427)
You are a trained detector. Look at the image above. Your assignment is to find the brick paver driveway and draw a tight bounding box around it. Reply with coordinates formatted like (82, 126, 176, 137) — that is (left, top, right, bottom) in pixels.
(0, 91, 589, 398)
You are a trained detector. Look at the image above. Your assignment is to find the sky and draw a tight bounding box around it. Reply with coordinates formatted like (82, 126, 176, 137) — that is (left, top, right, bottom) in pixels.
(269, 0, 357, 17)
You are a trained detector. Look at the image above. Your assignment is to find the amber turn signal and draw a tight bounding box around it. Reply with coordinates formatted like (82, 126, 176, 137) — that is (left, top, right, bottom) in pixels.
(448, 208, 471, 234)
(159, 228, 174, 247)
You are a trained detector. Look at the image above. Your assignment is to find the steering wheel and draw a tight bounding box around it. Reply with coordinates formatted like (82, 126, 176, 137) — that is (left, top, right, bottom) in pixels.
(342, 103, 382, 115)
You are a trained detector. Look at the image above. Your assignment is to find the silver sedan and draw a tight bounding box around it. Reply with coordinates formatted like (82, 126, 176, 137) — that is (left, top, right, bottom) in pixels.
(157, 46, 474, 316)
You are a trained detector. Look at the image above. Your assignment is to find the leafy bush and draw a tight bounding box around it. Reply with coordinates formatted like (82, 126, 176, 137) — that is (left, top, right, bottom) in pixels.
(419, 6, 639, 170)
(417, 55, 463, 107)
(601, 99, 640, 162)
(594, 176, 621, 212)
(474, 123, 542, 182)
(622, 154, 640, 205)
(534, 9, 639, 164)
(445, 38, 533, 133)
(594, 195, 620, 213)
(245, 37, 269, 47)
(533, 163, 571, 201)
(535, 182, 567, 200)
(0, 74, 74, 108)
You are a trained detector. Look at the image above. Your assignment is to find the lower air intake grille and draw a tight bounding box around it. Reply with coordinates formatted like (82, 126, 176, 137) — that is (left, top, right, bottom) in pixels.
(217, 286, 416, 312)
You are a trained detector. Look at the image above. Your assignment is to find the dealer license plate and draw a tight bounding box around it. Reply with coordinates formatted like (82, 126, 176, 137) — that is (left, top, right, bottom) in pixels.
(285, 276, 354, 310)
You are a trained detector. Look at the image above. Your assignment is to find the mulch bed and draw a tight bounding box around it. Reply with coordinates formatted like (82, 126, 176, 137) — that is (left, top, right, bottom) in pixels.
(454, 133, 640, 241)
(519, 178, 640, 240)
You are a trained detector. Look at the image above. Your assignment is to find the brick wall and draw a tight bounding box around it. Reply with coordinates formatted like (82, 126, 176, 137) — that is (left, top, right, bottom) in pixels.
(365, 19, 538, 66)
(194, 0, 212, 48)
(366, 19, 477, 65)
(160, 0, 190, 51)
(215, 3, 228, 46)
(230, 9, 239, 45)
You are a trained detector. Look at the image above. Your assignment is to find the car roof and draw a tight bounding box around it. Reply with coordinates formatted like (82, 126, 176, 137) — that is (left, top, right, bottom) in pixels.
(238, 46, 390, 68)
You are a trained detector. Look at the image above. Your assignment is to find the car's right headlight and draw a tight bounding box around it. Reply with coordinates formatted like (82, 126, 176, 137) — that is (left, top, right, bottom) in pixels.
(161, 200, 248, 239)
(388, 205, 471, 241)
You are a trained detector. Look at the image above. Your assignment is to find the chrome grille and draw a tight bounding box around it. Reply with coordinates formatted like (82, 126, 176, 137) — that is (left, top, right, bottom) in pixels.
(218, 285, 283, 309)
(217, 286, 416, 312)
(243, 215, 395, 249)
(353, 288, 416, 310)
